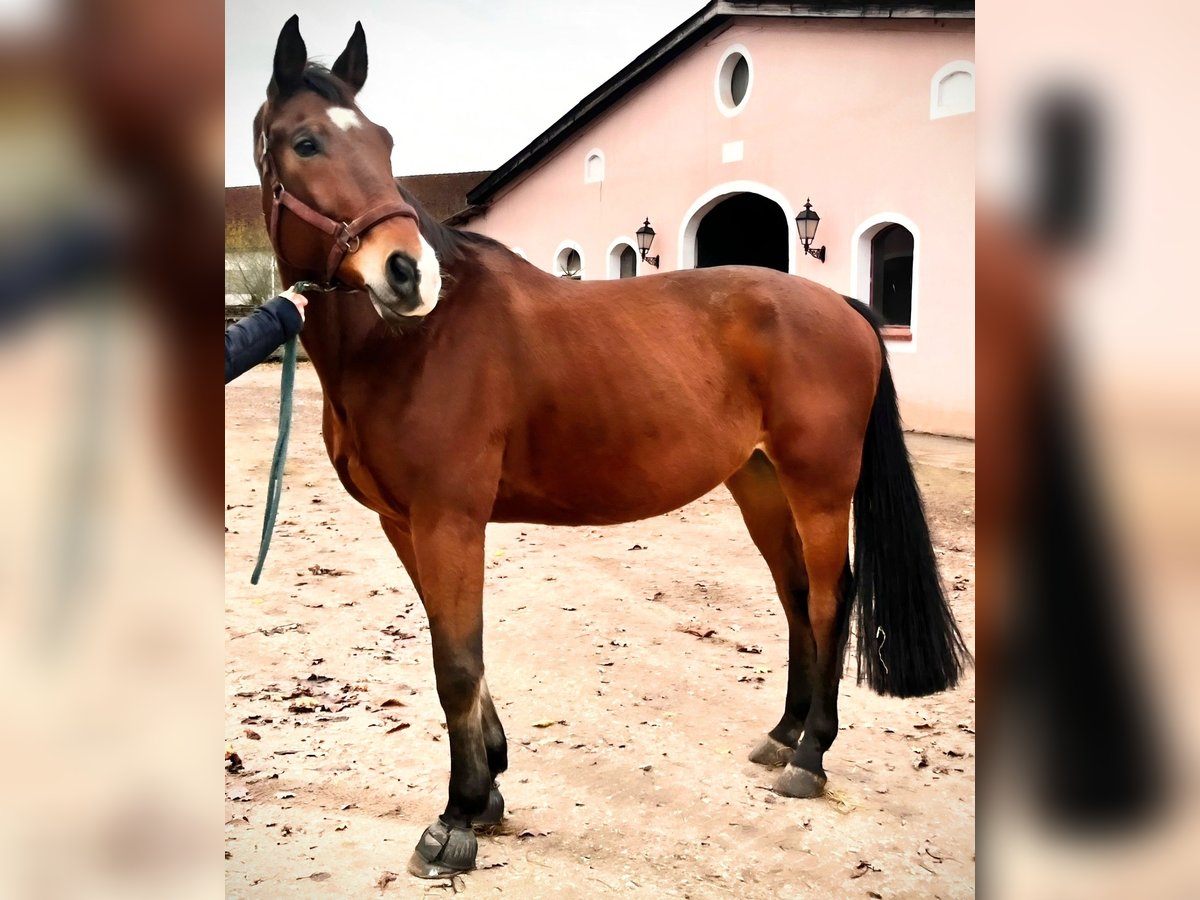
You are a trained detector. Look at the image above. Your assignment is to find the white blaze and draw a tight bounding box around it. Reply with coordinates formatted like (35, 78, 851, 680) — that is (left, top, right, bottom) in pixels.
(327, 107, 362, 130)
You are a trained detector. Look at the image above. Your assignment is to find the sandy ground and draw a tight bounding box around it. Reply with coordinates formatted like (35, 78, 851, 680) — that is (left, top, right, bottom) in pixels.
(225, 362, 976, 898)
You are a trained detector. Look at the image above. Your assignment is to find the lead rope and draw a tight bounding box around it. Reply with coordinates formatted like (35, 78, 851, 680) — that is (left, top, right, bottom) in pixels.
(249, 280, 340, 584)
(250, 332, 297, 584)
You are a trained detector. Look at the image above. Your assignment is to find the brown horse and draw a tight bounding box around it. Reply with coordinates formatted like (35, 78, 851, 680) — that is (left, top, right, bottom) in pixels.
(253, 16, 970, 879)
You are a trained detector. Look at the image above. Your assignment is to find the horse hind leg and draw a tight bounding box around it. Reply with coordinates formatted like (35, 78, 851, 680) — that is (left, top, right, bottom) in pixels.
(724, 451, 816, 768)
(767, 450, 858, 799)
(473, 678, 508, 826)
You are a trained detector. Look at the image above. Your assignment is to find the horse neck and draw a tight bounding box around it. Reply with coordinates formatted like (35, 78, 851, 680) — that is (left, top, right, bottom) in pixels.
(277, 262, 376, 387)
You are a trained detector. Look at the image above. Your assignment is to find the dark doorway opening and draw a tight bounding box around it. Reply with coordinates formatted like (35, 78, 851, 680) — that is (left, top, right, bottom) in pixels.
(695, 193, 788, 271)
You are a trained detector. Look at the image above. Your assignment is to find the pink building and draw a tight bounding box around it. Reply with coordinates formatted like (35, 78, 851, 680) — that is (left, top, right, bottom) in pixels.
(457, 1, 975, 436)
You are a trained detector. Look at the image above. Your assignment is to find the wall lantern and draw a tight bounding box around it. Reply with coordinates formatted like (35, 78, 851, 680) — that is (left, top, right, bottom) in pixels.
(635, 218, 660, 268)
(794, 198, 826, 262)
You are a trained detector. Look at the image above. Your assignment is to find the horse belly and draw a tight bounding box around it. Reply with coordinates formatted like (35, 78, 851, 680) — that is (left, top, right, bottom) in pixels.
(493, 414, 760, 526)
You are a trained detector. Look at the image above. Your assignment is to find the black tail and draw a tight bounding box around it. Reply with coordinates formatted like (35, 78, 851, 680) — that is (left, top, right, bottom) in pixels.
(845, 298, 972, 697)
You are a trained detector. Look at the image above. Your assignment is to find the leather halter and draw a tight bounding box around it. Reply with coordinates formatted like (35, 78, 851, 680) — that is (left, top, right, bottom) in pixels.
(258, 126, 419, 288)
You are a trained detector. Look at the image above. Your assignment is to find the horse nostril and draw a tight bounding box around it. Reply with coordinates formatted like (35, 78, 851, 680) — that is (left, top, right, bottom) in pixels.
(386, 252, 418, 295)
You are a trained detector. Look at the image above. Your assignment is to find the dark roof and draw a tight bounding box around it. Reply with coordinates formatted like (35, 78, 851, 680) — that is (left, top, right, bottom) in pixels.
(224, 170, 492, 246)
(465, 0, 974, 209)
(396, 171, 492, 223)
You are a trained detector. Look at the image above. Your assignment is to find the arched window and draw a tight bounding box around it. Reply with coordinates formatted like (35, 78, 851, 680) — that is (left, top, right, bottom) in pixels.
(870, 225, 914, 329)
(619, 246, 637, 278)
(606, 238, 639, 279)
(584, 149, 604, 184)
(930, 60, 975, 119)
(555, 244, 583, 279)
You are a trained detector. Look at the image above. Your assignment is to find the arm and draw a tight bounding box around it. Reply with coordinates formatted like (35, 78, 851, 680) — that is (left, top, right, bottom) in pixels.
(224, 292, 305, 384)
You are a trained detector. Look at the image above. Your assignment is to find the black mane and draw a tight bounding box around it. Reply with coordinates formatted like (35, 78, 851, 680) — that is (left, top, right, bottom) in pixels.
(394, 185, 509, 265)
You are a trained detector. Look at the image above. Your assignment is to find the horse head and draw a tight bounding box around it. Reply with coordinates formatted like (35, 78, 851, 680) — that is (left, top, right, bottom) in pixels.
(255, 16, 441, 323)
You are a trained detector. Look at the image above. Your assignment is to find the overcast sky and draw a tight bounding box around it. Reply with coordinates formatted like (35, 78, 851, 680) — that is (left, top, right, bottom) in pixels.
(225, 0, 703, 186)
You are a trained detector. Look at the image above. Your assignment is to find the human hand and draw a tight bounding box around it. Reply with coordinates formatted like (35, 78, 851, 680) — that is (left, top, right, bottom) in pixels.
(281, 286, 309, 322)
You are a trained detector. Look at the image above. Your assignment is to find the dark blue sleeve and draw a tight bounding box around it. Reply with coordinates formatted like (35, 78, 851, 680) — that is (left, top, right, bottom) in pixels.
(224, 296, 304, 384)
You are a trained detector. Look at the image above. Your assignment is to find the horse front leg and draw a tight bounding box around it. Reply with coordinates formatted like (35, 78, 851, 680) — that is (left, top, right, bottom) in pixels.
(403, 508, 492, 879)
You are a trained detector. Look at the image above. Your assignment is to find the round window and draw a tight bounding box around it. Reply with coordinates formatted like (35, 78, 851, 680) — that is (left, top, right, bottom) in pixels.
(557, 247, 581, 278)
(716, 48, 752, 114)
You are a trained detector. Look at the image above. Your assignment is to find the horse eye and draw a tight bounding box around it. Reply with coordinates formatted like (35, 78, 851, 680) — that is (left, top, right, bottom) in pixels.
(293, 137, 319, 158)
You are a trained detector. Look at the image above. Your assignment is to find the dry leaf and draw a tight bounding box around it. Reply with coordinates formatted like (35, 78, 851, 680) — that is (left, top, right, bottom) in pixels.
(850, 860, 881, 879)
(385, 722, 411, 734)
(737, 644, 763, 654)
(299, 872, 331, 882)
(376, 871, 399, 889)
(380, 699, 407, 708)
(244, 729, 261, 740)
(308, 564, 347, 576)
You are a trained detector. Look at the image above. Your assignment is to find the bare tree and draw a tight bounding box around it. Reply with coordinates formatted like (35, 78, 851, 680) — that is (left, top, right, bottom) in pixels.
(225, 221, 279, 308)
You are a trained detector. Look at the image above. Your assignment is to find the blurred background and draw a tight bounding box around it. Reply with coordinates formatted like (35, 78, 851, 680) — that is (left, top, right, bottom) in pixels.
(0, 0, 1196, 895)
(977, 1, 1200, 897)
(0, 0, 222, 896)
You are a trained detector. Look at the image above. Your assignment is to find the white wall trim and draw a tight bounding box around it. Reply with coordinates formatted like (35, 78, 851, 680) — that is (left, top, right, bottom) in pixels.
(850, 211, 921, 354)
(678, 180, 797, 274)
(552, 239, 586, 279)
(605, 235, 640, 278)
(930, 60, 975, 119)
(583, 147, 605, 183)
(714, 43, 754, 118)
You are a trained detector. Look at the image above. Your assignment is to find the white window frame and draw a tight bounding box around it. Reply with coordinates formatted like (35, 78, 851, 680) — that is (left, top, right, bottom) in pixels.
(850, 212, 921, 353)
(552, 240, 586, 279)
(930, 60, 975, 120)
(606, 236, 640, 279)
(584, 148, 605, 184)
(714, 44, 754, 118)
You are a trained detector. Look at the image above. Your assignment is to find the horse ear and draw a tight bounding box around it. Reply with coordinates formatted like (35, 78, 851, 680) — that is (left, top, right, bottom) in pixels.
(332, 21, 368, 94)
(269, 14, 307, 99)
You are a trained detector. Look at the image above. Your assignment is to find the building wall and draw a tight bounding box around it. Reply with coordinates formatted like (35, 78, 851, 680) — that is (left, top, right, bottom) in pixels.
(467, 16, 975, 436)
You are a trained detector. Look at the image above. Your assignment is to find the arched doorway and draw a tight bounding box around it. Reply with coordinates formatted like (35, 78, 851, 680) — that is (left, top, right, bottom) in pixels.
(694, 192, 789, 271)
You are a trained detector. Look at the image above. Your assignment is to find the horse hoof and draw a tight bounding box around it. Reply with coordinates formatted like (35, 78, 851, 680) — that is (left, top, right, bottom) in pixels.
(748, 735, 794, 768)
(473, 783, 505, 827)
(773, 764, 827, 799)
(407, 818, 477, 879)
